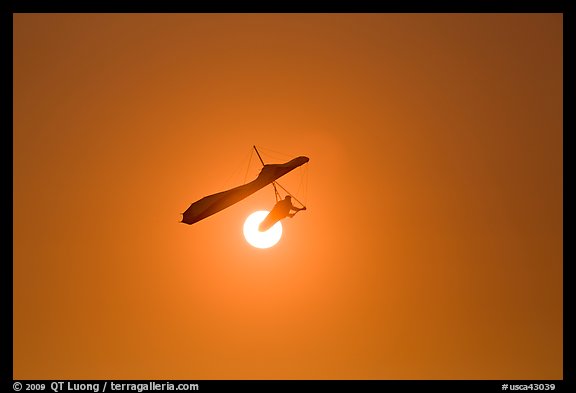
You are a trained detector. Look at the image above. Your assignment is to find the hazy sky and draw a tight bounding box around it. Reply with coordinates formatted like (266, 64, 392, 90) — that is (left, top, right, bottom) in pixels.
(13, 13, 562, 379)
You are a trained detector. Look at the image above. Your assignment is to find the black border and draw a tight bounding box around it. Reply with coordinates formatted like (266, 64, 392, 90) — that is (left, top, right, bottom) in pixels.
(563, 0, 574, 388)
(3, 380, 571, 392)
(6, 1, 569, 14)
(6, 1, 572, 391)
(4, 0, 14, 389)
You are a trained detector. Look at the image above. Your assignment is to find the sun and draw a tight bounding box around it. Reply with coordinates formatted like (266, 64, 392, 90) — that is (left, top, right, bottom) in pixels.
(243, 210, 282, 249)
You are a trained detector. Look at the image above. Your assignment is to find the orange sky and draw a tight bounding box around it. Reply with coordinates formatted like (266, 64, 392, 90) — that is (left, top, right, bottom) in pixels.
(13, 13, 562, 379)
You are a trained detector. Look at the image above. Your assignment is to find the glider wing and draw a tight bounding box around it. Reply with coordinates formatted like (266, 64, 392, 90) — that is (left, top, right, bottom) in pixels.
(181, 156, 309, 225)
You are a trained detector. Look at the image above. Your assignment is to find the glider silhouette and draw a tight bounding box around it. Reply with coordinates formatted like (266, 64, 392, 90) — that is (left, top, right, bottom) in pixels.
(181, 147, 309, 226)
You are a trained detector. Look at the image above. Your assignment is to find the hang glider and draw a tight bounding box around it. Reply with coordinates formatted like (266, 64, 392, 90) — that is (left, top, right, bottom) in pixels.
(181, 150, 309, 225)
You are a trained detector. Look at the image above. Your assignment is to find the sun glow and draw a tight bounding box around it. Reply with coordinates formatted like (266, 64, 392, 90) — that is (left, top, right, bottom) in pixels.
(243, 210, 282, 249)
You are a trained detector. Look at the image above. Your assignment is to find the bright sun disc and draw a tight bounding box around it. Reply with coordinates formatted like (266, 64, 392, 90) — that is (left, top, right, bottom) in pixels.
(243, 210, 282, 249)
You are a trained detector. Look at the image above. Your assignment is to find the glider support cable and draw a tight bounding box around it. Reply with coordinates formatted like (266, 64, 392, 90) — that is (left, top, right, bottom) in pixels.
(273, 181, 306, 209)
(253, 145, 281, 202)
(243, 147, 254, 184)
